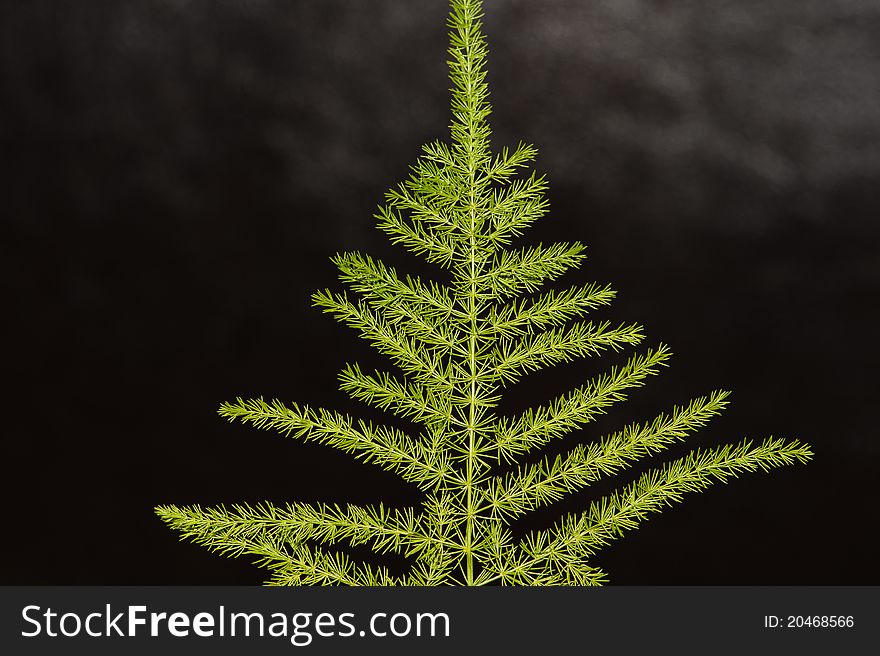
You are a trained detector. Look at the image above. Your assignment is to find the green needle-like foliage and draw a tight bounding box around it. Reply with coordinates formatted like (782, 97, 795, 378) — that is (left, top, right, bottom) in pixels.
(156, 0, 812, 586)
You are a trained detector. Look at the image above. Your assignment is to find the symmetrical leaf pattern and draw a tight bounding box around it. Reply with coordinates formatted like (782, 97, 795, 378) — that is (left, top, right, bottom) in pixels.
(156, 0, 811, 586)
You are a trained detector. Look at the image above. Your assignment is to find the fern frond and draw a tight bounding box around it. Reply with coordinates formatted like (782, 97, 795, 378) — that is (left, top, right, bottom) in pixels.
(312, 290, 455, 389)
(218, 398, 459, 490)
(491, 320, 645, 385)
(338, 364, 451, 429)
(485, 141, 538, 182)
(471, 241, 587, 300)
(332, 252, 463, 352)
(523, 438, 814, 567)
(375, 203, 459, 267)
(154, 502, 436, 560)
(158, 0, 812, 586)
(487, 390, 732, 518)
(387, 179, 465, 237)
(485, 282, 617, 339)
(494, 346, 673, 459)
(264, 542, 403, 587)
(481, 171, 550, 248)
(420, 140, 457, 169)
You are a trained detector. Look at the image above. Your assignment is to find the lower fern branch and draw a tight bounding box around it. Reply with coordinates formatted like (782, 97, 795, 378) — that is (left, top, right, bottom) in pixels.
(520, 437, 813, 568)
(481, 544, 608, 586)
(261, 541, 404, 586)
(154, 501, 448, 564)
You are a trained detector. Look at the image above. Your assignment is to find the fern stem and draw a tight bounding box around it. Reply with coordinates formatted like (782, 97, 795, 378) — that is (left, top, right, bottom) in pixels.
(465, 68, 477, 590)
(456, 0, 486, 586)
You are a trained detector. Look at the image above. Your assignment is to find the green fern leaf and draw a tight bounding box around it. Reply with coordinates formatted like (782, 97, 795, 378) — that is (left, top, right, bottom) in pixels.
(156, 0, 812, 586)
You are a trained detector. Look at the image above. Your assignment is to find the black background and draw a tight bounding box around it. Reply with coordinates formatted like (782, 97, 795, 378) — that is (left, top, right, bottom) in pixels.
(3, 0, 878, 585)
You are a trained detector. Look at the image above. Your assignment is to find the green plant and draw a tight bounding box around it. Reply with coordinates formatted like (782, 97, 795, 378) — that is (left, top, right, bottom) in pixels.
(155, 0, 811, 586)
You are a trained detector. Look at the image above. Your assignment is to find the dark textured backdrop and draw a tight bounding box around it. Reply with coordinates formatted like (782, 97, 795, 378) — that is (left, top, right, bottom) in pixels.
(3, 0, 878, 585)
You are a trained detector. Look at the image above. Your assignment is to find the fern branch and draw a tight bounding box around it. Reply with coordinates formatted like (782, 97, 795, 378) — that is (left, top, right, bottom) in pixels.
(264, 542, 403, 586)
(218, 398, 460, 490)
(491, 320, 645, 385)
(312, 289, 454, 389)
(479, 172, 550, 248)
(484, 282, 617, 339)
(154, 502, 443, 561)
(485, 141, 538, 182)
(472, 241, 587, 300)
(387, 179, 464, 237)
(487, 390, 731, 518)
(154, 507, 395, 585)
(478, 525, 608, 585)
(338, 363, 451, 429)
(523, 438, 814, 566)
(405, 491, 466, 585)
(493, 346, 671, 459)
(332, 251, 464, 353)
(375, 204, 458, 267)
(421, 140, 458, 169)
